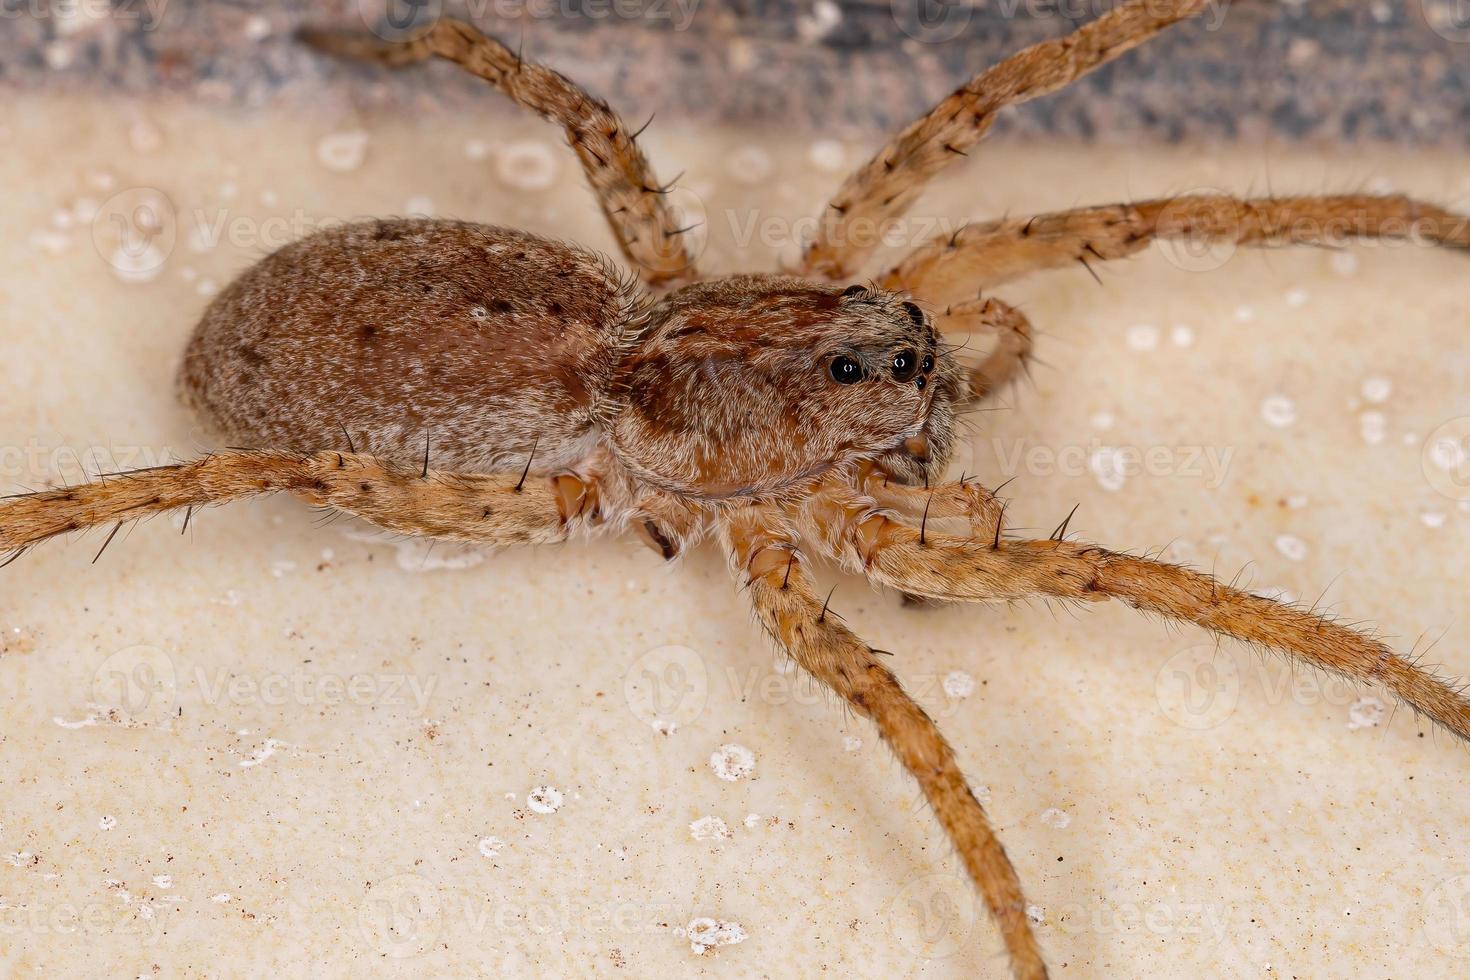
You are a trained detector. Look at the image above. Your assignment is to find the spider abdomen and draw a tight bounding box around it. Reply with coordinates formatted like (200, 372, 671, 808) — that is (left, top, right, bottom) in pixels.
(177, 218, 644, 474)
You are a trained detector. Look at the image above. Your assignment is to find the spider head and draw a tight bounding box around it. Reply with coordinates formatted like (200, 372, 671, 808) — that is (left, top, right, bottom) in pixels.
(608, 276, 961, 498)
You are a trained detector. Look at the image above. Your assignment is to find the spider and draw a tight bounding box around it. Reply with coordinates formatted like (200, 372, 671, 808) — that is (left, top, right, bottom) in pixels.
(4, 2, 1470, 976)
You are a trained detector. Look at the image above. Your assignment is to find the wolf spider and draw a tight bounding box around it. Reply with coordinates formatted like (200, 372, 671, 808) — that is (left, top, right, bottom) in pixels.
(4, 1, 1470, 976)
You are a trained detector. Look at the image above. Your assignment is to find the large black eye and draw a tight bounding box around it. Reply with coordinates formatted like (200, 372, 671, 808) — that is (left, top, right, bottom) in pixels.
(829, 355, 866, 384)
(841, 284, 867, 298)
(902, 302, 926, 327)
(890, 348, 919, 382)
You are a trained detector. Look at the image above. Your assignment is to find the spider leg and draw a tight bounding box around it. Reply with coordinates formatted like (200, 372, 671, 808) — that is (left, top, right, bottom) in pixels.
(298, 20, 697, 288)
(800, 481, 1470, 744)
(934, 296, 1036, 407)
(720, 504, 1047, 980)
(883, 194, 1470, 306)
(0, 450, 598, 560)
(798, 0, 1210, 280)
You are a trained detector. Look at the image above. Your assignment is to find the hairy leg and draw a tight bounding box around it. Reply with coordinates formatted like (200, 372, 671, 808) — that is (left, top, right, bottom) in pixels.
(799, 480, 1470, 743)
(721, 504, 1046, 979)
(885, 194, 1470, 306)
(0, 450, 600, 560)
(931, 296, 1036, 405)
(798, 0, 1210, 279)
(299, 20, 696, 287)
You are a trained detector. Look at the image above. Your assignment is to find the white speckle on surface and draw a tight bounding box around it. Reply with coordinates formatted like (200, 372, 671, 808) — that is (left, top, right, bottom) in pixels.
(796, 0, 842, 41)
(1089, 410, 1115, 431)
(1275, 534, 1309, 562)
(1361, 377, 1392, 403)
(405, 195, 434, 216)
(1170, 324, 1195, 348)
(1040, 807, 1072, 829)
(244, 15, 271, 40)
(464, 138, 489, 161)
(842, 734, 862, 752)
(709, 743, 756, 782)
(196, 278, 218, 297)
(210, 893, 231, 903)
(942, 670, 976, 699)
(1285, 287, 1310, 308)
(1027, 904, 1046, 926)
(1330, 251, 1359, 277)
(495, 140, 559, 191)
(808, 139, 845, 172)
(689, 816, 731, 841)
(28, 230, 69, 255)
(1359, 411, 1387, 445)
(44, 40, 74, 70)
(269, 559, 296, 578)
(1125, 323, 1159, 350)
(743, 814, 761, 829)
(727, 145, 773, 184)
(1286, 494, 1310, 509)
(316, 131, 369, 173)
(527, 785, 563, 814)
(1347, 695, 1385, 731)
(5, 852, 35, 868)
(1233, 305, 1256, 323)
(128, 118, 162, 153)
(1420, 509, 1448, 529)
(239, 738, 283, 768)
(477, 836, 505, 858)
(152, 874, 172, 890)
(98, 815, 116, 831)
(687, 917, 748, 955)
(1089, 447, 1128, 492)
(1260, 394, 1297, 428)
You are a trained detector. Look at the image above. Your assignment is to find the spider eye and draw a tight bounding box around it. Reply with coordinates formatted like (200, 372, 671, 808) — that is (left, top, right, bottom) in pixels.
(841, 284, 866, 298)
(902, 302, 925, 327)
(921, 353, 934, 374)
(828, 355, 866, 384)
(890, 348, 919, 382)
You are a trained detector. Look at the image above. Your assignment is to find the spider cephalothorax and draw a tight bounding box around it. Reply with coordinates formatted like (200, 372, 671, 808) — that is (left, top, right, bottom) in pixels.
(609, 276, 960, 497)
(6, 4, 1470, 978)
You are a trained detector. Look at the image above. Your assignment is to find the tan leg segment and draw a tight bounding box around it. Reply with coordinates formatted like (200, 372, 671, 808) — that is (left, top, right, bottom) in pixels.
(935, 296, 1036, 405)
(798, 0, 1210, 280)
(299, 20, 696, 287)
(884, 194, 1470, 307)
(0, 450, 587, 560)
(802, 482, 1470, 744)
(721, 505, 1046, 980)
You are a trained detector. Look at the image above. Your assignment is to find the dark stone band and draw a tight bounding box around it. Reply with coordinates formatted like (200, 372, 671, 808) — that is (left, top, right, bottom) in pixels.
(4, 0, 1470, 144)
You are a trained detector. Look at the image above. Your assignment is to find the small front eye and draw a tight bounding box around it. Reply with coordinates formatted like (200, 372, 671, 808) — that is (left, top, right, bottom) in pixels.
(921, 353, 934, 374)
(890, 348, 919, 381)
(829, 355, 866, 384)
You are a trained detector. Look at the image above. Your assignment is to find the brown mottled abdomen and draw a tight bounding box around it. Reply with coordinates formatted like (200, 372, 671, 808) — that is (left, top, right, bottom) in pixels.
(178, 219, 641, 473)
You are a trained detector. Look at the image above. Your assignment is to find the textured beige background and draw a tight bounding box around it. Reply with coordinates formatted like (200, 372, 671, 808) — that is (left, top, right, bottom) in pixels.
(2, 93, 1470, 978)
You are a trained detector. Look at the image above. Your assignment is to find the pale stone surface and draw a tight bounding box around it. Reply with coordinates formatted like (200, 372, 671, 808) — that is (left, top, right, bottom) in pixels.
(1, 96, 1469, 977)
